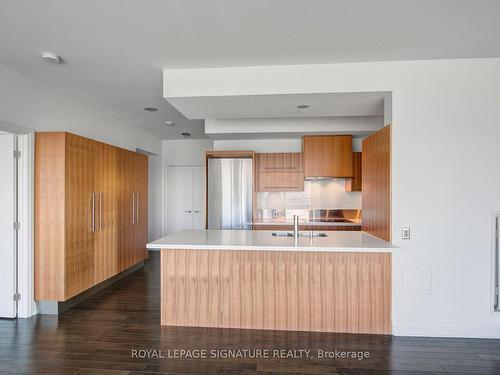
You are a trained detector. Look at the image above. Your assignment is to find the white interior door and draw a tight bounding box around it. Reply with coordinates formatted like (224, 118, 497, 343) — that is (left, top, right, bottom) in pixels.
(167, 166, 194, 234)
(0, 134, 16, 318)
(193, 167, 205, 229)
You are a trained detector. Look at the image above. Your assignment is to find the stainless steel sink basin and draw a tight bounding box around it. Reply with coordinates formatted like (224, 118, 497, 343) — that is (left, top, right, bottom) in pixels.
(272, 231, 328, 238)
(271, 231, 294, 237)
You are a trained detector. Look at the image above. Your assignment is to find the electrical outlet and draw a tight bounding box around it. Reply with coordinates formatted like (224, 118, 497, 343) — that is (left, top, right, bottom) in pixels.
(401, 227, 411, 240)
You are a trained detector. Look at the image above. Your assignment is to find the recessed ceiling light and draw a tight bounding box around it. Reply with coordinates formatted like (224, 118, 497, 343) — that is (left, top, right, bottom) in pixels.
(297, 104, 309, 109)
(42, 52, 62, 64)
(165, 121, 175, 126)
(144, 107, 158, 112)
(181, 132, 191, 137)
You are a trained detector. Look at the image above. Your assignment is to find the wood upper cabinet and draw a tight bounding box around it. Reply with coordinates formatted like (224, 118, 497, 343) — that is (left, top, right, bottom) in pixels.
(345, 152, 362, 192)
(35, 132, 148, 302)
(255, 172, 304, 192)
(255, 152, 304, 192)
(256, 153, 303, 172)
(303, 135, 353, 178)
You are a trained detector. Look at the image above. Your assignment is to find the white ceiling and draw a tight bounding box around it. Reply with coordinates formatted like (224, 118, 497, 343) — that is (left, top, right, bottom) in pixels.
(1, 0, 499, 139)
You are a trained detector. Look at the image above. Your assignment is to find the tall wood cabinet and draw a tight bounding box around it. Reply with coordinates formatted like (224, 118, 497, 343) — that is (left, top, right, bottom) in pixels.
(35, 132, 148, 301)
(362, 126, 391, 241)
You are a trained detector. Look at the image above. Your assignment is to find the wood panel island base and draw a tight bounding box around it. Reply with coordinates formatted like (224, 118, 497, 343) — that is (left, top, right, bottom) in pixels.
(148, 230, 395, 335)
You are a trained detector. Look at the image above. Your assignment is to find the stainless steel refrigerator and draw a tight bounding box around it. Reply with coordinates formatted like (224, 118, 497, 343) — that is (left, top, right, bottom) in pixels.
(207, 158, 253, 229)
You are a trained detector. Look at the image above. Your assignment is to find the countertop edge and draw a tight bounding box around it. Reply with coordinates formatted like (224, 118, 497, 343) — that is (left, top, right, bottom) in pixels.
(146, 244, 395, 253)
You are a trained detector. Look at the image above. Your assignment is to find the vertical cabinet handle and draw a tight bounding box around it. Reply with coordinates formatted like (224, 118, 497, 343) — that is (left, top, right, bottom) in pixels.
(99, 193, 103, 230)
(136, 192, 139, 223)
(131, 192, 135, 224)
(90, 193, 95, 233)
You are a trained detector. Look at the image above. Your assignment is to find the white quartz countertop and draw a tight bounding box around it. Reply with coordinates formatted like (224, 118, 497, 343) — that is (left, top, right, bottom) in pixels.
(147, 230, 395, 252)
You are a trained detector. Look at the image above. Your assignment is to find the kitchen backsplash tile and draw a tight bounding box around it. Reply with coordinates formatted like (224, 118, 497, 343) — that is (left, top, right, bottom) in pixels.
(256, 180, 361, 211)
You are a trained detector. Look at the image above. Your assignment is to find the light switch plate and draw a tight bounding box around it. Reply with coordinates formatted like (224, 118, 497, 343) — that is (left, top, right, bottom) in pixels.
(401, 226, 411, 239)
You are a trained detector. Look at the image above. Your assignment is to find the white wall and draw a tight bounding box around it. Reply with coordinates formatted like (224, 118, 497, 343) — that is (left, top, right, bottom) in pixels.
(0, 63, 164, 244)
(148, 154, 162, 241)
(161, 139, 214, 237)
(0, 64, 160, 153)
(164, 58, 500, 338)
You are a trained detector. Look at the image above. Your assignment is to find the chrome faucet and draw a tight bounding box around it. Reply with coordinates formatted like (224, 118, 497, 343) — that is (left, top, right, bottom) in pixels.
(293, 215, 299, 238)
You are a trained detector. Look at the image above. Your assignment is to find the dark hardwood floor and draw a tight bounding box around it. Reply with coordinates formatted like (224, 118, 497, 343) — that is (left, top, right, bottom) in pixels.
(1, 252, 500, 375)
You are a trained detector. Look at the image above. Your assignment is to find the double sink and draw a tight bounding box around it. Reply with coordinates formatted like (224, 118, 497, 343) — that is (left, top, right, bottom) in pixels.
(272, 231, 328, 238)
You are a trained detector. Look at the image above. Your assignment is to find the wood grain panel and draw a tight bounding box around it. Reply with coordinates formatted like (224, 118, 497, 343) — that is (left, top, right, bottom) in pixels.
(94, 142, 119, 283)
(362, 125, 391, 241)
(64, 133, 96, 299)
(161, 249, 391, 334)
(35, 132, 66, 301)
(303, 135, 353, 177)
(138, 153, 149, 261)
(118, 149, 133, 271)
(255, 172, 304, 192)
(345, 151, 362, 192)
(255, 153, 303, 172)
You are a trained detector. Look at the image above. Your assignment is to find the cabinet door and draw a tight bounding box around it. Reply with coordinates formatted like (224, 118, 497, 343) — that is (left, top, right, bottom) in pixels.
(256, 153, 303, 172)
(303, 135, 353, 177)
(255, 172, 304, 192)
(167, 166, 194, 234)
(65, 134, 96, 299)
(193, 166, 204, 229)
(345, 152, 362, 192)
(118, 149, 134, 271)
(0, 134, 16, 317)
(136, 153, 148, 262)
(94, 143, 119, 283)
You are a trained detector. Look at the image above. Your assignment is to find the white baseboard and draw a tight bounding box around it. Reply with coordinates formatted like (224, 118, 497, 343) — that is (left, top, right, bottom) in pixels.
(393, 319, 500, 339)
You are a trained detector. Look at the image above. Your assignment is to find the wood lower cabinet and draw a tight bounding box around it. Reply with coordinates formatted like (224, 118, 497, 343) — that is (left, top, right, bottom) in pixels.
(35, 132, 148, 302)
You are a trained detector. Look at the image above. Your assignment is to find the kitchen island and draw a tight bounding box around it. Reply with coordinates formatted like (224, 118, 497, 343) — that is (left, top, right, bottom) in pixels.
(147, 230, 395, 334)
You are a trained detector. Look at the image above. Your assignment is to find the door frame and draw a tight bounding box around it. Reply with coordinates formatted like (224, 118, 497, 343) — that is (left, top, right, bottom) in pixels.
(0, 123, 36, 318)
(165, 164, 205, 238)
(0, 132, 16, 318)
(16, 132, 36, 318)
